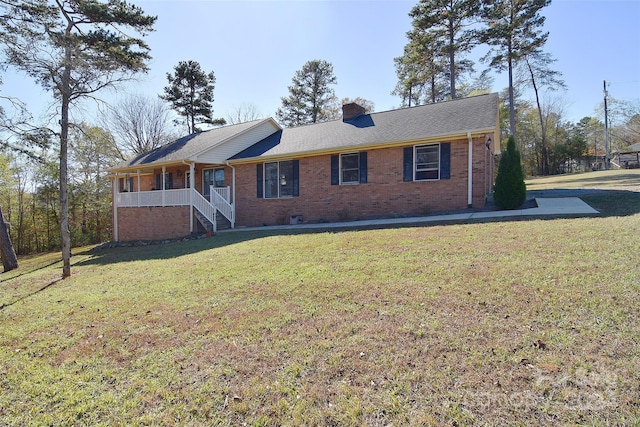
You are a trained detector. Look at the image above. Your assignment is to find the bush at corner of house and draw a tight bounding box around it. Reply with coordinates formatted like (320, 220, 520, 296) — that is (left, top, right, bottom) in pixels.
(494, 135, 526, 210)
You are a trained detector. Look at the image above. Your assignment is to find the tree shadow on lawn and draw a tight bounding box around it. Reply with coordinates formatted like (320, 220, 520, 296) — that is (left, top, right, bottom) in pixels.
(75, 189, 640, 267)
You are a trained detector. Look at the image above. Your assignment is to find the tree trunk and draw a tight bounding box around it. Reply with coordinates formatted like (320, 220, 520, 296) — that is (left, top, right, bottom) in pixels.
(508, 51, 516, 139)
(448, 17, 456, 99)
(0, 207, 18, 272)
(60, 44, 72, 278)
(526, 57, 549, 175)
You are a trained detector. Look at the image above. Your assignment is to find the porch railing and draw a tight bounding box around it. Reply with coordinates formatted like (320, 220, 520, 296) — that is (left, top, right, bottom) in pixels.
(115, 187, 234, 231)
(212, 186, 230, 203)
(210, 185, 234, 227)
(116, 188, 190, 207)
(192, 189, 217, 233)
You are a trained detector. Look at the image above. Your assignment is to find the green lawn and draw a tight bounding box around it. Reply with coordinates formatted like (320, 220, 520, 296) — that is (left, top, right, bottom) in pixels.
(1, 171, 639, 426)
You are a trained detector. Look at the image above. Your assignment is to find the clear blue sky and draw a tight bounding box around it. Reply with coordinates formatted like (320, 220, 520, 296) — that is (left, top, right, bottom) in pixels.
(2, 0, 639, 128)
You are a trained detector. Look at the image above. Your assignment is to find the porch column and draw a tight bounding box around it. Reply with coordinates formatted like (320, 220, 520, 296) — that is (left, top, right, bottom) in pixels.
(136, 170, 141, 206)
(189, 162, 194, 233)
(162, 166, 166, 206)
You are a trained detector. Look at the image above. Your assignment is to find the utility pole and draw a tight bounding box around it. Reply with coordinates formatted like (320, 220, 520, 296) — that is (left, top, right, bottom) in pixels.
(603, 80, 610, 170)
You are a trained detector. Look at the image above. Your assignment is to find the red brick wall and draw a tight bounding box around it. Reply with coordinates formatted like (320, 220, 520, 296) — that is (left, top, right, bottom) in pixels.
(234, 138, 492, 227)
(116, 206, 191, 241)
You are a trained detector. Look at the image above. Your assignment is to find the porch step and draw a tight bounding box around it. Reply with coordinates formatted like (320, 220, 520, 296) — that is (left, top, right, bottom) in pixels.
(193, 210, 231, 233)
(215, 214, 232, 231)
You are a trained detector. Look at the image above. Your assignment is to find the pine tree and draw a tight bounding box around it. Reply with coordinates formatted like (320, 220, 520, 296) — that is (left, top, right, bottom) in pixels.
(480, 0, 551, 139)
(161, 60, 225, 134)
(408, 0, 480, 100)
(276, 60, 337, 127)
(494, 135, 527, 209)
(0, 0, 156, 277)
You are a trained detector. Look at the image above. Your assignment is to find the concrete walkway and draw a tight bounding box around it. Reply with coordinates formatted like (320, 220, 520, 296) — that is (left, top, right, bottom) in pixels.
(221, 197, 599, 233)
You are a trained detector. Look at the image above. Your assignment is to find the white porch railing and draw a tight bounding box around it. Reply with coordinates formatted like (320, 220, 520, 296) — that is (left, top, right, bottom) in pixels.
(210, 185, 234, 227)
(212, 186, 230, 203)
(116, 188, 191, 207)
(192, 189, 217, 233)
(115, 187, 235, 231)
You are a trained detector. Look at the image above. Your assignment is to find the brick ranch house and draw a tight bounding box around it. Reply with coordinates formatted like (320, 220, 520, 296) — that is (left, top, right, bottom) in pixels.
(110, 93, 499, 242)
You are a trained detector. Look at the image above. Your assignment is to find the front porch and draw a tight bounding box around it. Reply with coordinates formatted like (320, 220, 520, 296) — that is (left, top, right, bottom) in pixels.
(113, 187, 234, 241)
(112, 163, 236, 242)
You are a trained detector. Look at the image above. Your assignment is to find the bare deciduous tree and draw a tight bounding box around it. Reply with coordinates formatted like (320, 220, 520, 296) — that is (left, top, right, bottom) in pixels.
(105, 95, 175, 157)
(226, 103, 262, 125)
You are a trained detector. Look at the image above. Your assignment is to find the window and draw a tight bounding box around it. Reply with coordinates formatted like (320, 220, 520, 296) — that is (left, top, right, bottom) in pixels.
(119, 177, 133, 192)
(155, 172, 173, 190)
(214, 168, 225, 187)
(403, 143, 450, 182)
(259, 160, 299, 199)
(331, 152, 367, 185)
(340, 153, 360, 184)
(415, 144, 440, 180)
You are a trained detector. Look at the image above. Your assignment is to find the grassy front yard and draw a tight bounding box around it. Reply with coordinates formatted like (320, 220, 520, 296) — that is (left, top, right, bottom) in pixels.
(1, 171, 639, 425)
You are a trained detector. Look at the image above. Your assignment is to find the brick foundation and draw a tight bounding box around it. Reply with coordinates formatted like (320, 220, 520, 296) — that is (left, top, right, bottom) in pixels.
(116, 206, 191, 241)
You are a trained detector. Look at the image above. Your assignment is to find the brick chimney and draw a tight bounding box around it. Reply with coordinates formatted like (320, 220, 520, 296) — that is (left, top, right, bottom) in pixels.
(342, 103, 366, 122)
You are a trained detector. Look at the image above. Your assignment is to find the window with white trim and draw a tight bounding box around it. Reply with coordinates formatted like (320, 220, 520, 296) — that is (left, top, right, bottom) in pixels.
(264, 160, 294, 198)
(340, 153, 360, 184)
(414, 144, 440, 181)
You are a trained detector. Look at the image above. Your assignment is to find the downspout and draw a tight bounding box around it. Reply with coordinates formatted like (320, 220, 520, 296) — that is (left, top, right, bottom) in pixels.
(113, 173, 119, 242)
(467, 132, 473, 208)
(183, 160, 194, 233)
(225, 161, 236, 228)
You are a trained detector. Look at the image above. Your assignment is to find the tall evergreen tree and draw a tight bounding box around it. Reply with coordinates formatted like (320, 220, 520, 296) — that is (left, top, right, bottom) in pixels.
(0, 0, 156, 277)
(161, 60, 225, 134)
(393, 31, 448, 106)
(276, 60, 337, 127)
(408, 0, 480, 100)
(494, 135, 526, 209)
(480, 0, 551, 139)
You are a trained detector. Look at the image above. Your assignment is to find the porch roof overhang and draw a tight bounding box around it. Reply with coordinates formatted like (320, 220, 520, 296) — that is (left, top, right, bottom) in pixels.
(109, 118, 282, 174)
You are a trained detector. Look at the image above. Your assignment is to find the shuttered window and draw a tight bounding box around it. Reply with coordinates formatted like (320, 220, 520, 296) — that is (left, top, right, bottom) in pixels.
(403, 143, 451, 181)
(259, 160, 299, 198)
(331, 152, 368, 185)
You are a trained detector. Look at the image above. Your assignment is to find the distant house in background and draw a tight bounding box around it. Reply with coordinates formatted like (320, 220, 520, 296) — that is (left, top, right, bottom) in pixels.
(613, 142, 640, 169)
(110, 93, 499, 242)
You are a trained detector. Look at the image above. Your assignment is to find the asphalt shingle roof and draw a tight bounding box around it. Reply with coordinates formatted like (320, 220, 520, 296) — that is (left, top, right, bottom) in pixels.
(112, 119, 265, 169)
(113, 93, 498, 168)
(232, 93, 498, 160)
